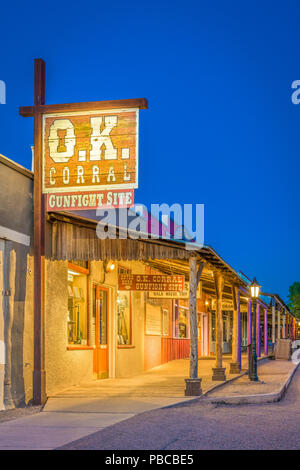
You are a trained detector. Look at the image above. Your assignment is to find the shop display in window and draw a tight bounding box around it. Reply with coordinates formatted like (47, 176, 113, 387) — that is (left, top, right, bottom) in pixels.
(178, 307, 188, 338)
(67, 268, 88, 345)
(162, 309, 169, 336)
(117, 291, 131, 345)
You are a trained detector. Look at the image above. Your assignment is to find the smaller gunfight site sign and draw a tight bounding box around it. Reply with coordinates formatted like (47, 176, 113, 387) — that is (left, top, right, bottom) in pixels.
(118, 274, 185, 292)
(42, 108, 138, 210)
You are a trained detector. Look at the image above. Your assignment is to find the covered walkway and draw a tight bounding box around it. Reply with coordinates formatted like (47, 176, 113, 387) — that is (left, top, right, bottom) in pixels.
(47, 356, 251, 401)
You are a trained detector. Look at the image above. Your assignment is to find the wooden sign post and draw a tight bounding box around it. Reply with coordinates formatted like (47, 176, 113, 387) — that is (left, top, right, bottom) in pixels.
(20, 58, 47, 405)
(20, 59, 148, 404)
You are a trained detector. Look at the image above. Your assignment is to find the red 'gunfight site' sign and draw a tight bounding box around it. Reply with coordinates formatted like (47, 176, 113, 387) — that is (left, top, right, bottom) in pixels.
(46, 189, 134, 211)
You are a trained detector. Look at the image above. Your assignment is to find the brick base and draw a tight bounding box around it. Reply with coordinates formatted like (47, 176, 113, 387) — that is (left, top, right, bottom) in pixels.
(185, 378, 202, 396)
(212, 367, 226, 381)
(229, 362, 241, 374)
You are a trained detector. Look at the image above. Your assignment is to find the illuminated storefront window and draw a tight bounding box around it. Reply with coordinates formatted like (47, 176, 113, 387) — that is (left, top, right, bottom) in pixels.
(162, 308, 169, 336)
(117, 291, 131, 345)
(67, 266, 88, 345)
(211, 311, 216, 342)
(178, 306, 188, 338)
(197, 313, 202, 341)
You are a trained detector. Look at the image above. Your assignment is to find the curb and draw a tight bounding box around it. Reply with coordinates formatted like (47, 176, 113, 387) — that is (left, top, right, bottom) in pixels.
(200, 361, 300, 405)
(163, 356, 269, 409)
(201, 356, 269, 398)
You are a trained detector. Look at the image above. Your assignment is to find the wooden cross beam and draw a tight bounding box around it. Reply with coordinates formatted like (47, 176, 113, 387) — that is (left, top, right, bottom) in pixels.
(20, 98, 148, 117)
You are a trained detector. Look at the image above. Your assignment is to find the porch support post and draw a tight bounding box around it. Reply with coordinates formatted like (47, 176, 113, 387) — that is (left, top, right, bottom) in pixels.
(212, 272, 226, 381)
(185, 256, 204, 396)
(277, 307, 281, 340)
(230, 286, 241, 374)
(257, 303, 261, 357)
(32, 59, 46, 405)
(293, 318, 296, 341)
(247, 299, 252, 360)
(264, 307, 268, 356)
(282, 309, 286, 339)
(237, 290, 241, 368)
(272, 300, 276, 345)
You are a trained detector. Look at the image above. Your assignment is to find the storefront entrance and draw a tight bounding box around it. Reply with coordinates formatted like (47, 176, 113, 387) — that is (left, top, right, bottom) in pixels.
(93, 286, 109, 379)
(202, 314, 209, 356)
(198, 313, 209, 356)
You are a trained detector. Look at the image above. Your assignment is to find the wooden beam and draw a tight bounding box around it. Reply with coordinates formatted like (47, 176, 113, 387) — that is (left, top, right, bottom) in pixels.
(214, 272, 224, 370)
(189, 256, 202, 379)
(231, 285, 238, 364)
(34, 58, 45, 106)
(20, 97, 148, 117)
(196, 261, 204, 285)
(32, 58, 47, 405)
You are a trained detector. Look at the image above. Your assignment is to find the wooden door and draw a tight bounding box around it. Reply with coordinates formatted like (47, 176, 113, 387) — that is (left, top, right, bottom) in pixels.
(93, 285, 109, 379)
(203, 314, 209, 356)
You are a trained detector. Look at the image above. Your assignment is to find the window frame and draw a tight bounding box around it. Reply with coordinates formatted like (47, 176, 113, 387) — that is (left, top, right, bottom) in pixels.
(162, 308, 170, 336)
(67, 261, 90, 350)
(117, 264, 133, 348)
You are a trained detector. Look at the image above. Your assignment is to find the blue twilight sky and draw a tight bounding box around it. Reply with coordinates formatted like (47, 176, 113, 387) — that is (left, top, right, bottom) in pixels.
(0, 0, 299, 301)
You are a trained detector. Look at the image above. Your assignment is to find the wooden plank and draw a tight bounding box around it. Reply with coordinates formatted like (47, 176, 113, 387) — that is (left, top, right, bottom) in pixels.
(33, 58, 47, 405)
(34, 58, 45, 106)
(189, 256, 199, 379)
(214, 272, 224, 369)
(231, 285, 239, 365)
(20, 98, 148, 117)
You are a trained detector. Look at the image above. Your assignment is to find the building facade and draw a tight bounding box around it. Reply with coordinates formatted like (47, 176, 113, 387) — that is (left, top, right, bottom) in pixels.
(0, 154, 297, 407)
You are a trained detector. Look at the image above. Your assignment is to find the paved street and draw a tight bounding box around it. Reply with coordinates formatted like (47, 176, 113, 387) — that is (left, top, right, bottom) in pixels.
(59, 366, 300, 450)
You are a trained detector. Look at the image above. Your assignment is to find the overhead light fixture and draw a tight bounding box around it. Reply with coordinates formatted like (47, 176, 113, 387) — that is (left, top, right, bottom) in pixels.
(105, 261, 115, 272)
(68, 269, 81, 276)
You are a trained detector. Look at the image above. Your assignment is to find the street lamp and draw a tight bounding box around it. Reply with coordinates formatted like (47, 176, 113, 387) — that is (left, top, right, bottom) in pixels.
(249, 277, 260, 382)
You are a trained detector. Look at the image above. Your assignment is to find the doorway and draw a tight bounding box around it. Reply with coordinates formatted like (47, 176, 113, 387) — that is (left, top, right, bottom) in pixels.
(93, 285, 109, 379)
(198, 312, 209, 356)
(202, 314, 209, 356)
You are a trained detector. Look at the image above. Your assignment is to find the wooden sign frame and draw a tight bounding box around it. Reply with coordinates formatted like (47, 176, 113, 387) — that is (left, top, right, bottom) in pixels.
(42, 108, 140, 194)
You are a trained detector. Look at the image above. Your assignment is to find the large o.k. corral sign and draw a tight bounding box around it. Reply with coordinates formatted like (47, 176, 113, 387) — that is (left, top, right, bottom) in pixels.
(43, 107, 140, 211)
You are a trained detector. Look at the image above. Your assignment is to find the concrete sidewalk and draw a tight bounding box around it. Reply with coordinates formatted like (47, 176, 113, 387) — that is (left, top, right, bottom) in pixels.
(0, 356, 265, 450)
(47, 357, 250, 399)
(202, 359, 299, 404)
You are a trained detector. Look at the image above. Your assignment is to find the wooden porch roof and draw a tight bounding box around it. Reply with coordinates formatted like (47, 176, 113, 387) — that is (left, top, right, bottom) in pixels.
(48, 211, 249, 292)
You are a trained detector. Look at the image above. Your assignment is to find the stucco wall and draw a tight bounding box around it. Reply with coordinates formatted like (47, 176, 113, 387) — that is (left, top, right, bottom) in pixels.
(0, 160, 33, 236)
(45, 260, 93, 396)
(10, 247, 34, 406)
(0, 159, 34, 406)
(22, 254, 34, 404)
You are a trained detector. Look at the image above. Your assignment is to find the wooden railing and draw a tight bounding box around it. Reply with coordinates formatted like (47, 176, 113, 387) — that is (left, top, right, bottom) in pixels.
(161, 337, 190, 364)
